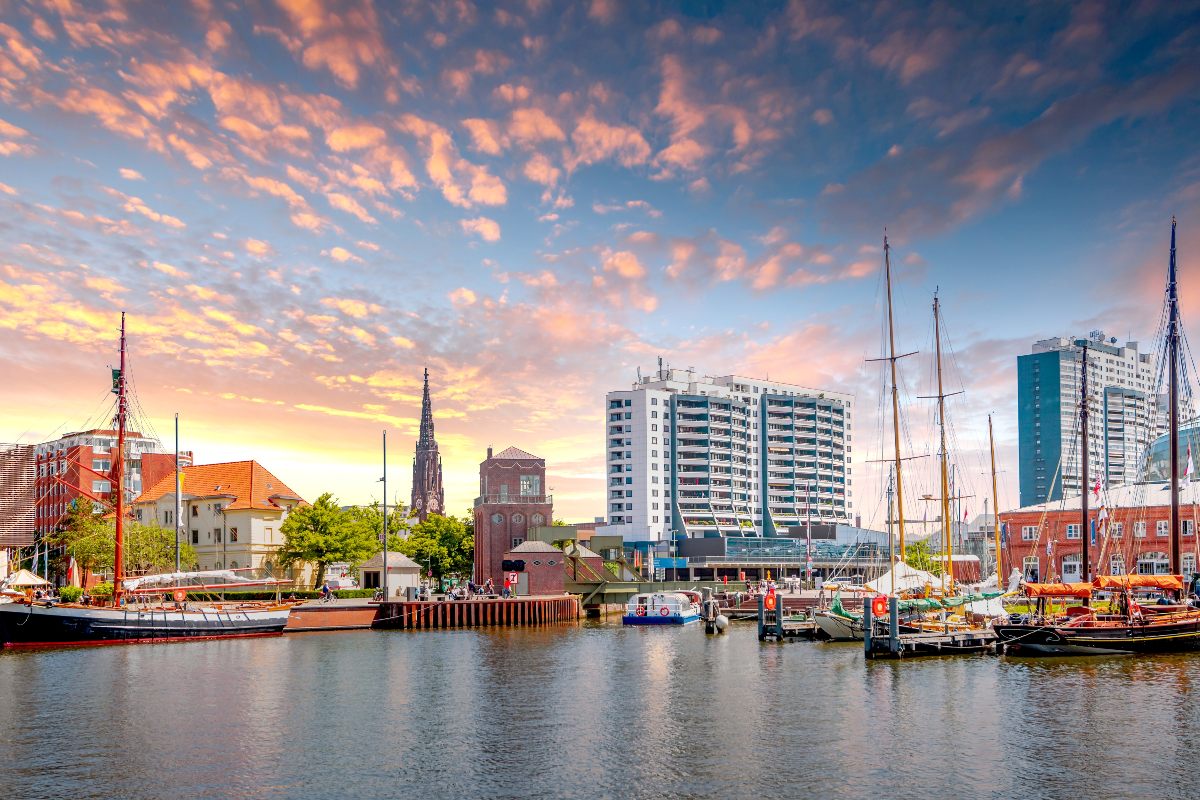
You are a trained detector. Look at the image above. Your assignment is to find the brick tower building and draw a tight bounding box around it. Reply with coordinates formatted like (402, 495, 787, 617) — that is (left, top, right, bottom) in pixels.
(473, 446, 553, 583)
(411, 368, 445, 522)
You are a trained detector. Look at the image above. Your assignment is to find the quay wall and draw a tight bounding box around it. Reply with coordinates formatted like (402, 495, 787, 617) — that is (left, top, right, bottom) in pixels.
(372, 595, 579, 630)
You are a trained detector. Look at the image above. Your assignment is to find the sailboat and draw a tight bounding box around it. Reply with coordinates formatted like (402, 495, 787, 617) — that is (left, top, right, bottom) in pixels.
(0, 314, 293, 648)
(995, 218, 1200, 655)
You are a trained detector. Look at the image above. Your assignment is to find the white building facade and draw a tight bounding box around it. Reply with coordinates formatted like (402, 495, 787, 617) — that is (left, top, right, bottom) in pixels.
(601, 366, 853, 544)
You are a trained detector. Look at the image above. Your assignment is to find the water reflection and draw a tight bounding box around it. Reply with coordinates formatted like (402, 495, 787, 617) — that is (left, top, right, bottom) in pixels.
(2, 627, 1199, 799)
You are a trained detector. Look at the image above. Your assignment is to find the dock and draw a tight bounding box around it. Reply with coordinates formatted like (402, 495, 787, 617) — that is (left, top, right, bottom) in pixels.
(864, 596, 996, 658)
(372, 596, 578, 630)
(756, 595, 824, 641)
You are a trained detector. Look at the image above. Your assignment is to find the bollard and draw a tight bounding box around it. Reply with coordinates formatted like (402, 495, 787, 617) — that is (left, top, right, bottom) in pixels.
(863, 593, 873, 655)
(889, 596, 900, 655)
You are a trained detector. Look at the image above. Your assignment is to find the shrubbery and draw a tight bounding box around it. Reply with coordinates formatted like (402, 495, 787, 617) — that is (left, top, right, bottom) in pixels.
(58, 586, 84, 602)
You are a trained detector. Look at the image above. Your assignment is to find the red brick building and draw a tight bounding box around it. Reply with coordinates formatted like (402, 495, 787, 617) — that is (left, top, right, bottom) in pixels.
(34, 429, 189, 537)
(503, 540, 565, 595)
(999, 485, 1200, 583)
(473, 446, 553, 584)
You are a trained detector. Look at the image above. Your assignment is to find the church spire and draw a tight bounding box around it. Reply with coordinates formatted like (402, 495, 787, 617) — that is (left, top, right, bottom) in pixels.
(418, 367, 435, 448)
(412, 366, 444, 522)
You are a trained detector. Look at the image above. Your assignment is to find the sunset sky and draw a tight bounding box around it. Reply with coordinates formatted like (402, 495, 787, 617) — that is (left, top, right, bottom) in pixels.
(2, 1, 1199, 526)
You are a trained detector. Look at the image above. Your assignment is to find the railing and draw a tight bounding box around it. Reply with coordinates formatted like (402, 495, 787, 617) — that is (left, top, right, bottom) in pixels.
(474, 494, 552, 506)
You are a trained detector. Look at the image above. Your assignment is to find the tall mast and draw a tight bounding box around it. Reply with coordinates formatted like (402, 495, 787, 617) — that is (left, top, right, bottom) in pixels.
(174, 412, 181, 574)
(934, 294, 952, 594)
(988, 414, 1002, 582)
(887, 464, 895, 596)
(382, 429, 389, 600)
(113, 312, 127, 605)
(884, 236, 908, 562)
(1170, 216, 1180, 576)
(1080, 340, 1090, 583)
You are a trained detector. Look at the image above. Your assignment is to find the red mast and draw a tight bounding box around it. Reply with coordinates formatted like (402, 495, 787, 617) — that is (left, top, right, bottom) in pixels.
(113, 312, 127, 605)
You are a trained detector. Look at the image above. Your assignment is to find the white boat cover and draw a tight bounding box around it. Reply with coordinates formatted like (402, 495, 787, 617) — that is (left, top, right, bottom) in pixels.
(122, 570, 284, 592)
(864, 562, 940, 594)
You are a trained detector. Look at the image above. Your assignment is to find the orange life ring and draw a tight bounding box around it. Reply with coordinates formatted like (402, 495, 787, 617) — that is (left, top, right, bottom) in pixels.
(764, 594, 777, 611)
(636, 606, 647, 616)
(871, 596, 888, 617)
(660, 606, 670, 616)
(173, 589, 187, 603)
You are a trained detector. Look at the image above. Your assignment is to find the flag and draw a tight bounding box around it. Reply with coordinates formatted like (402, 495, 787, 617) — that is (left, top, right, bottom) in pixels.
(67, 556, 77, 585)
(1046, 538, 1053, 556)
(1090, 520, 1097, 546)
(1187, 443, 1195, 479)
(1093, 477, 1101, 500)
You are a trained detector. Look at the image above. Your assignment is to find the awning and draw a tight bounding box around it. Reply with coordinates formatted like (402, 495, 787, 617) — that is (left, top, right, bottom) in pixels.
(2, 568, 51, 587)
(1093, 574, 1184, 591)
(1023, 582, 1093, 598)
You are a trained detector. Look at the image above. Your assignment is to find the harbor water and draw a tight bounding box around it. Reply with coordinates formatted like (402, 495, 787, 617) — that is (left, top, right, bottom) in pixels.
(2, 623, 1199, 799)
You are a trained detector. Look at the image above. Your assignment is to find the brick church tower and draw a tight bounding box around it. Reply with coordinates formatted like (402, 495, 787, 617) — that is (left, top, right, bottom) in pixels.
(411, 368, 444, 522)
(473, 446, 553, 583)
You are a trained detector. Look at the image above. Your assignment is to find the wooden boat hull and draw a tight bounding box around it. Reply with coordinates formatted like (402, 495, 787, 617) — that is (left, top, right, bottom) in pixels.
(0, 602, 290, 648)
(812, 610, 862, 641)
(994, 616, 1200, 656)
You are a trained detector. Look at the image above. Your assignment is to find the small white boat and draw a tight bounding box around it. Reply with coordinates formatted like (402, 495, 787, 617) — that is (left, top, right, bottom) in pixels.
(622, 592, 700, 625)
(812, 609, 863, 641)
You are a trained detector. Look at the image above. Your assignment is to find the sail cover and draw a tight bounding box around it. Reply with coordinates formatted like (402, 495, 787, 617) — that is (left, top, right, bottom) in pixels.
(122, 570, 286, 593)
(864, 562, 940, 594)
(1093, 574, 1184, 591)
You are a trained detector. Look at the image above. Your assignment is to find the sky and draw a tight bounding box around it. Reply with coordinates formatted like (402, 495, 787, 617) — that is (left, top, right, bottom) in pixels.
(2, 0, 1200, 526)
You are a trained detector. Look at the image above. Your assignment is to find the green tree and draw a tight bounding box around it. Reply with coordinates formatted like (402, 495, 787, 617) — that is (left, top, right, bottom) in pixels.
(904, 540, 943, 576)
(48, 503, 196, 579)
(277, 493, 377, 587)
(346, 501, 413, 554)
(397, 514, 473, 580)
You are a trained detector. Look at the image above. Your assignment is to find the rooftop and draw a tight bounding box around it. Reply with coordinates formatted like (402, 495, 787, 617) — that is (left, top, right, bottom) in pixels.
(507, 540, 562, 554)
(491, 446, 540, 460)
(134, 460, 305, 512)
(359, 552, 421, 570)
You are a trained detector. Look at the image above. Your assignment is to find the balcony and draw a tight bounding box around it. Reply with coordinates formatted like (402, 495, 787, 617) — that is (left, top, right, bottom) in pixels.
(474, 494, 552, 507)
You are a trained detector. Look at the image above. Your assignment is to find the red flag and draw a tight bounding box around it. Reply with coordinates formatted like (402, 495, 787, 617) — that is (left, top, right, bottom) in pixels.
(1093, 477, 1101, 499)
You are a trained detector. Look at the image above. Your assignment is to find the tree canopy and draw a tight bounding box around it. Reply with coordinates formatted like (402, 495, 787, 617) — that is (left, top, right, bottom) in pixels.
(904, 540, 944, 576)
(277, 493, 379, 587)
(47, 502, 196, 578)
(397, 514, 473, 580)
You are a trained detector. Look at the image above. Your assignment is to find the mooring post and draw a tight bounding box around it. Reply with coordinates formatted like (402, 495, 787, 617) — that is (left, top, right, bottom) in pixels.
(757, 594, 766, 640)
(888, 596, 900, 656)
(863, 594, 873, 656)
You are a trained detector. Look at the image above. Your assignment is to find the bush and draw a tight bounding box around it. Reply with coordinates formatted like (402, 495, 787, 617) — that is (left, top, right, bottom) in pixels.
(58, 586, 83, 603)
(91, 581, 114, 599)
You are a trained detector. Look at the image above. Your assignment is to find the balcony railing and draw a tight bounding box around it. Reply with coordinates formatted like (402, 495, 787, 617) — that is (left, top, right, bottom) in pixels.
(474, 494, 552, 506)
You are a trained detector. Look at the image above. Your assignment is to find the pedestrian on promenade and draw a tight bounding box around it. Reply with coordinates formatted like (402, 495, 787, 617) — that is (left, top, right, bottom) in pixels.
(485, 577, 495, 596)
(502, 579, 511, 599)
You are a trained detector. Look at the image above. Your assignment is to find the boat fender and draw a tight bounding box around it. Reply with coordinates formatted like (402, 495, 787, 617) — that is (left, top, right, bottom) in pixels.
(636, 606, 647, 616)
(660, 606, 671, 616)
(871, 596, 888, 617)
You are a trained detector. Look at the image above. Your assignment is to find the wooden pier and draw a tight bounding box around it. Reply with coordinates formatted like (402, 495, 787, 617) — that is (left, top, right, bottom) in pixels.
(372, 596, 578, 630)
(864, 596, 996, 659)
(756, 595, 824, 641)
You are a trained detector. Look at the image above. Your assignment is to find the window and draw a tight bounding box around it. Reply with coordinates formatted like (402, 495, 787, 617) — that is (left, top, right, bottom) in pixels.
(192, 506, 198, 517)
(511, 538, 524, 548)
(1135, 521, 1147, 538)
(229, 527, 238, 543)
(1022, 556, 1040, 582)
(92, 480, 111, 494)
(513, 513, 524, 524)
(652, 437, 658, 445)
(491, 513, 503, 524)
(1186, 520, 1195, 537)
(91, 459, 111, 471)
(531, 513, 545, 526)
(1111, 522, 1123, 539)
(265, 527, 273, 542)
(1110, 554, 1125, 575)
(1065, 524, 1080, 540)
(1137, 552, 1170, 575)
(1157, 520, 1169, 537)
(519, 475, 541, 496)
(652, 424, 658, 432)
(214, 527, 222, 542)
(1021, 526, 1037, 541)
(1186, 554, 1197, 575)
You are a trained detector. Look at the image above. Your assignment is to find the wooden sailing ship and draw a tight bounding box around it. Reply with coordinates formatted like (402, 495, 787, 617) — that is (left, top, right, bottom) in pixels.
(0, 314, 293, 648)
(995, 219, 1200, 655)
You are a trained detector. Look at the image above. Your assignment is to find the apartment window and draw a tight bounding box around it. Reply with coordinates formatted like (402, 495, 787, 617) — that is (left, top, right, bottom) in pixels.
(625, 478, 632, 485)
(652, 398, 658, 405)
(512, 538, 524, 548)
(1065, 524, 1080, 540)
(652, 463, 658, 470)
(214, 528, 222, 542)
(229, 527, 238, 543)
(652, 503, 659, 510)
(652, 516, 659, 523)
(92, 480, 111, 494)
(1156, 520, 1169, 537)
(1021, 526, 1037, 541)
(652, 437, 658, 445)
(652, 424, 658, 432)
(191, 505, 198, 517)
(1111, 522, 1123, 539)
(191, 529, 199, 544)
(652, 476, 659, 484)
(520, 475, 541, 495)
(1135, 521, 1147, 538)
(91, 459, 111, 471)
(1185, 520, 1195, 537)
(624, 399, 631, 407)
(1110, 554, 1126, 575)
(265, 527, 273, 542)
(624, 412, 631, 420)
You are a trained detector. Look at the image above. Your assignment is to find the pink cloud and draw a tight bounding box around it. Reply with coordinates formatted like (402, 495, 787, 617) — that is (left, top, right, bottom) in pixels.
(460, 216, 501, 242)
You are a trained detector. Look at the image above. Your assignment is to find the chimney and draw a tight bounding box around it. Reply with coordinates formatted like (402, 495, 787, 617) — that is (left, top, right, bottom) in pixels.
(487, 446, 493, 459)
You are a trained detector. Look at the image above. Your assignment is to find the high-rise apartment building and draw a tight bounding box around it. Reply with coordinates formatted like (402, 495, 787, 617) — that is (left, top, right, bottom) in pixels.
(601, 365, 853, 543)
(1017, 331, 1178, 507)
